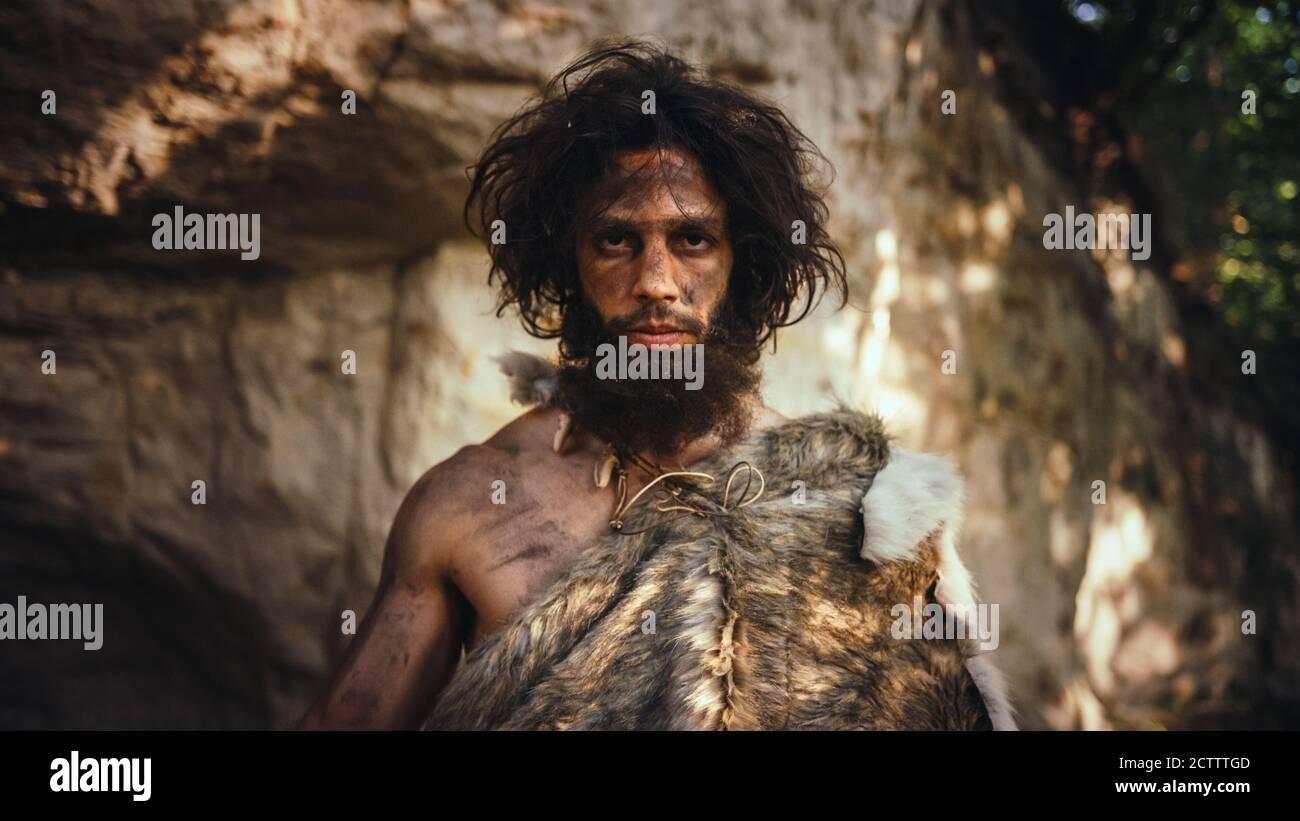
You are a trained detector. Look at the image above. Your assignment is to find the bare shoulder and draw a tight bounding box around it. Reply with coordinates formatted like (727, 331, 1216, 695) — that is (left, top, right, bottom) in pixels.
(384, 406, 562, 577)
(481, 404, 564, 454)
(755, 404, 788, 429)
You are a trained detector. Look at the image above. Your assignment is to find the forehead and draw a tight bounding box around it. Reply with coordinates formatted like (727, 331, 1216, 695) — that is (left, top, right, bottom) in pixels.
(583, 146, 726, 224)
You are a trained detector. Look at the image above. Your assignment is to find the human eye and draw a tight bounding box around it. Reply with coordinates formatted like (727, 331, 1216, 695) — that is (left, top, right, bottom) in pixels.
(678, 232, 715, 252)
(596, 231, 633, 254)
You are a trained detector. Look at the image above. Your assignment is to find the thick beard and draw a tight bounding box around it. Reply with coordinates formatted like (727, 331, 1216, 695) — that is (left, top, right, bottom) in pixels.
(556, 302, 762, 459)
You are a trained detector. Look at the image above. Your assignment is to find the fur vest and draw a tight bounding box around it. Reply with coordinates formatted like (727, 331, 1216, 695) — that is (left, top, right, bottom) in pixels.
(424, 354, 1015, 730)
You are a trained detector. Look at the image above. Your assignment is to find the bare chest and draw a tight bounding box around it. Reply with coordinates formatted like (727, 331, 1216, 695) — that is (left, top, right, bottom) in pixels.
(451, 457, 623, 648)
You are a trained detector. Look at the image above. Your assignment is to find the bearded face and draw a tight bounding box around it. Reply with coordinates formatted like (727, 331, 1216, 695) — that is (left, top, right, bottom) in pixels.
(557, 146, 762, 459)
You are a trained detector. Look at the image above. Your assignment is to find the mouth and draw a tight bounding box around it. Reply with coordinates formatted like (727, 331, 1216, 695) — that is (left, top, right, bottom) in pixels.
(625, 326, 690, 346)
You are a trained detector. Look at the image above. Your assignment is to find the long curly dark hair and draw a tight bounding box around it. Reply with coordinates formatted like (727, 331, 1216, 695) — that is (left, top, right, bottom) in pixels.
(465, 40, 847, 357)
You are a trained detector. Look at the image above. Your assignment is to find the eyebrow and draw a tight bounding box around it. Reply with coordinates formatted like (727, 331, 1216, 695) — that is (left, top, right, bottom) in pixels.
(585, 214, 726, 235)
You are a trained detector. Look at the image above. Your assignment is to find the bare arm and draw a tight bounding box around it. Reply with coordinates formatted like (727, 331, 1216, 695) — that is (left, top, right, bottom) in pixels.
(298, 467, 470, 730)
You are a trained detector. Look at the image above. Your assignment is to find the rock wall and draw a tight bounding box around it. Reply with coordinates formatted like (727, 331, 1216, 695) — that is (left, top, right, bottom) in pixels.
(1, 0, 1295, 728)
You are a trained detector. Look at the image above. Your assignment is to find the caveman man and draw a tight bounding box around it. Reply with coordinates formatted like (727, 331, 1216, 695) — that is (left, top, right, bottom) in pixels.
(299, 41, 1014, 731)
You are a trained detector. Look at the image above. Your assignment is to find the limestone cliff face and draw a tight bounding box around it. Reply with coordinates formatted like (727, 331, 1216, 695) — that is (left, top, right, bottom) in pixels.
(1, 0, 1295, 728)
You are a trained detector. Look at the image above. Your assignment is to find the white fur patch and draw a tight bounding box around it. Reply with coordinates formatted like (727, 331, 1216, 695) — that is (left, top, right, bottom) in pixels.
(860, 447, 1017, 730)
(495, 351, 560, 407)
(859, 447, 964, 564)
(935, 526, 977, 612)
(966, 654, 1018, 731)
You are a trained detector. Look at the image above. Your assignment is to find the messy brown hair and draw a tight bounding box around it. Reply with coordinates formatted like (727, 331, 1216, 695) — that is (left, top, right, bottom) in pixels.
(465, 40, 847, 355)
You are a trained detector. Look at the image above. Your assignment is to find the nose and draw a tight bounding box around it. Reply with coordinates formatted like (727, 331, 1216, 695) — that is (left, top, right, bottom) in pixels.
(630, 238, 680, 304)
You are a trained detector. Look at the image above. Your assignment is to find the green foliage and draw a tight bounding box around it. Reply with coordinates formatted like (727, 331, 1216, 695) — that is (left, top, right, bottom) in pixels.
(1070, 0, 1300, 341)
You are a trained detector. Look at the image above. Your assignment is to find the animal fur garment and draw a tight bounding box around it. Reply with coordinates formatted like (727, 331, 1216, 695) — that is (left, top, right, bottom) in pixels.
(425, 354, 1016, 730)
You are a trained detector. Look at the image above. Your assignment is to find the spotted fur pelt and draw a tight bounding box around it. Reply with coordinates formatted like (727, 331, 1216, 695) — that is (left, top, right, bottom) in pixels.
(425, 355, 1015, 730)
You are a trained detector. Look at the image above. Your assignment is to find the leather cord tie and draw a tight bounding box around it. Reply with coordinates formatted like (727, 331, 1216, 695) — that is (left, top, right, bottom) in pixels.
(607, 457, 765, 535)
